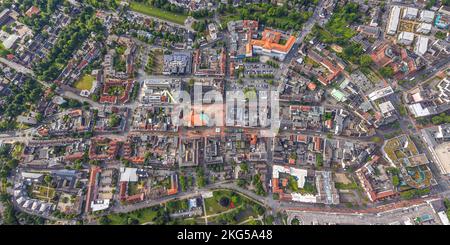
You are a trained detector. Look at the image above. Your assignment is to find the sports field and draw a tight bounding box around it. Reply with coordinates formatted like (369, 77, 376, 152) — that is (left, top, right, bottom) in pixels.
(74, 74, 95, 91)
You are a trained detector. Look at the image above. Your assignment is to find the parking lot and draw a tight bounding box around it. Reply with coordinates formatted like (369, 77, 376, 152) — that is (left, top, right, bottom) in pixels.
(243, 63, 277, 76)
(227, 80, 273, 91)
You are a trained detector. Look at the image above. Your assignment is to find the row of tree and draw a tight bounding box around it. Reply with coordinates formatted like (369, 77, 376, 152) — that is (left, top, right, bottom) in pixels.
(220, 3, 314, 31)
(34, 7, 104, 82)
(0, 78, 43, 132)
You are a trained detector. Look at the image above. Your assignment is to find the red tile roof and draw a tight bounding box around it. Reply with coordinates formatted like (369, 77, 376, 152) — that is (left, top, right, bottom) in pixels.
(85, 166, 101, 213)
(307, 82, 317, 91)
(296, 135, 307, 143)
(249, 29, 296, 54)
(25, 6, 40, 17)
(64, 152, 84, 161)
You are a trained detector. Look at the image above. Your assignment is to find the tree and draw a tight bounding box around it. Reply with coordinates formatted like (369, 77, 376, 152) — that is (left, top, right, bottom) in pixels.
(239, 163, 248, 173)
(272, 193, 279, 200)
(196, 168, 206, 188)
(343, 43, 364, 63)
(444, 198, 450, 209)
(435, 31, 447, 40)
(192, 20, 207, 32)
(431, 113, 450, 125)
(315, 153, 323, 168)
(108, 114, 121, 127)
(0, 144, 11, 157)
(289, 176, 299, 192)
(392, 175, 400, 187)
(231, 195, 241, 204)
(400, 188, 430, 200)
(291, 218, 300, 225)
(252, 204, 265, 216)
(265, 215, 274, 225)
(237, 179, 247, 188)
(179, 175, 187, 192)
(360, 54, 373, 67)
(3, 203, 18, 225)
(180, 200, 188, 210)
(432, 116, 443, 125)
(252, 174, 266, 196)
(6, 159, 18, 169)
(89, 160, 100, 166)
(127, 217, 139, 225)
(386, 167, 400, 175)
(371, 136, 382, 143)
(379, 66, 394, 78)
(44, 175, 52, 185)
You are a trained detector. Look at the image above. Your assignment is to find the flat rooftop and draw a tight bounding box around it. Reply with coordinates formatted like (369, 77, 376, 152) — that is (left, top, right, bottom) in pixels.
(434, 142, 450, 175)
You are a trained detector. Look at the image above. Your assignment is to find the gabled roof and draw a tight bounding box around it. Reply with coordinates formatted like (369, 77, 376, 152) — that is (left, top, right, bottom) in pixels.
(249, 29, 296, 54)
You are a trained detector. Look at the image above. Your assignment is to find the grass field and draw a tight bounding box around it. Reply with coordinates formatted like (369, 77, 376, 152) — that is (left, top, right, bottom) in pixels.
(106, 207, 159, 225)
(145, 49, 164, 75)
(32, 185, 56, 201)
(74, 74, 95, 91)
(361, 67, 382, 85)
(130, 2, 187, 25)
(204, 190, 246, 215)
(12, 144, 24, 160)
(1, 178, 7, 193)
(204, 196, 230, 215)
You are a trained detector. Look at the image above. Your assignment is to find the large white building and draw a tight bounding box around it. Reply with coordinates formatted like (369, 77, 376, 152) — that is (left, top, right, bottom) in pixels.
(397, 31, 415, 45)
(368, 86, 394, 101)
(2, 34, 18, 49)
(272, 165, 307, 188)
(414, 36, 429, 55)
(402, 7, 418, 20)
(387, 6, 401, 35)
(408, 103, 433, 117)
(416, 22, 432, 34)
(419, 10, 435, 23)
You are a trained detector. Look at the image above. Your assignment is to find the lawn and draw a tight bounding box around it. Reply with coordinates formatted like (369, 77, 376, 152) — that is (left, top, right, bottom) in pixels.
(145, 49, 164, 75)
(210, 200, 265, 225)
(127, 182, 140, 196)
(1, 178, 7, 193)
(204, 195, 230, 215)
(166, 199, 189, 213)
(32, 185, 56, 201)
(334, 182, 359, 190)
(106, 206, 160, 225)
(130, 2, 187, 25)
(203, 190, 254, 216)
(12, 144, 24, 160)
(220, 14, 240, 28)
(219, 4, 312, 31)
(361, 68, 382, 85)
(74, 74, 95, 91)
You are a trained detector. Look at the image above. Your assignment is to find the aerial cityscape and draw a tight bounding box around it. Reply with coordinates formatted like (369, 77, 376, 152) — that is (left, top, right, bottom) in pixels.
(0, 0, 450, 226)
